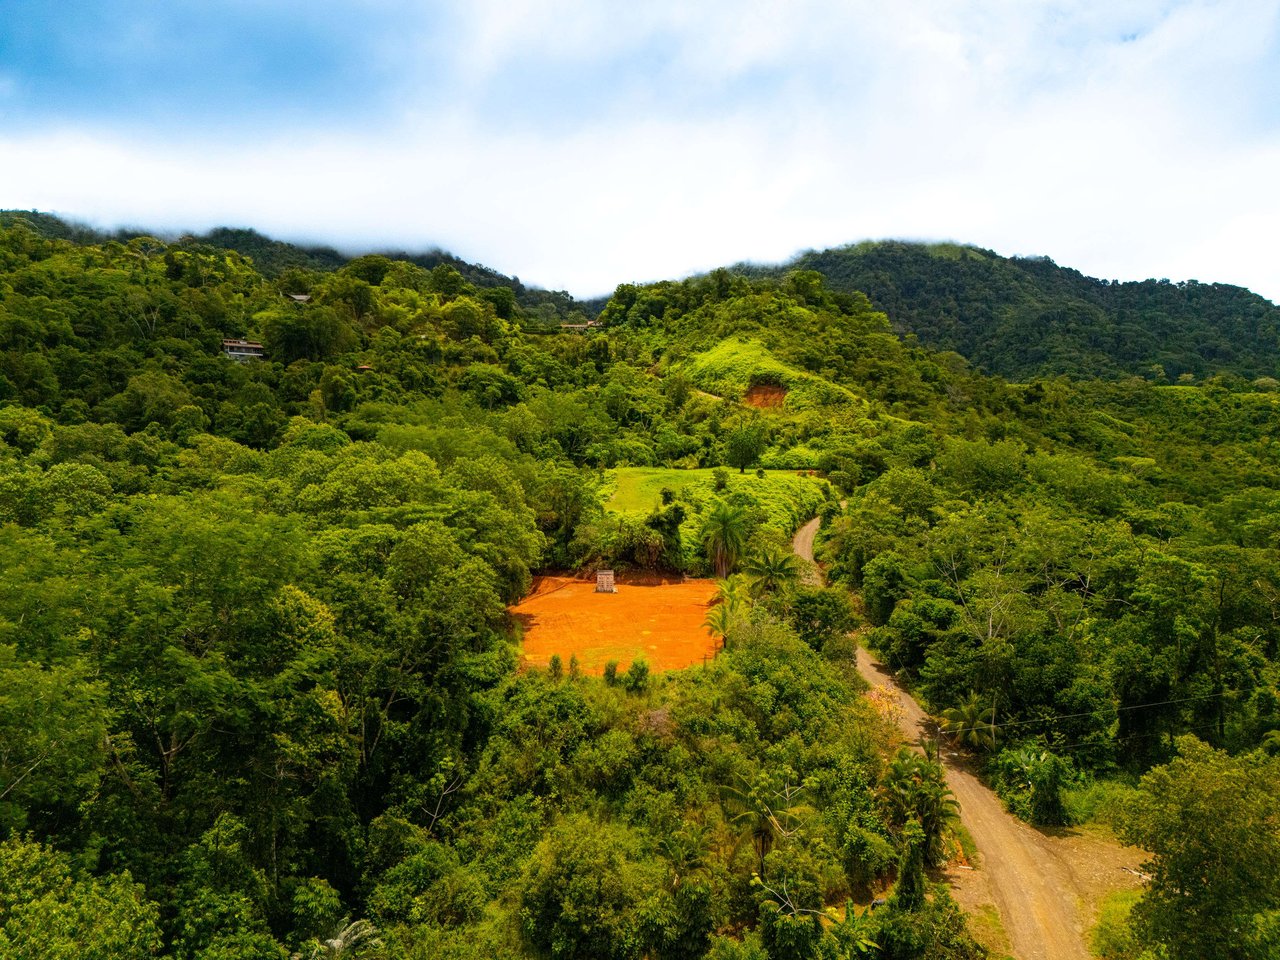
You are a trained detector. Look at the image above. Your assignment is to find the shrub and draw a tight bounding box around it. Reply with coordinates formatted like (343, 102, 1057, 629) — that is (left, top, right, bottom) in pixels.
(1062, 778, 1140, 829)
(989, 747, 1074, 826)
(622, 659, 650, 694)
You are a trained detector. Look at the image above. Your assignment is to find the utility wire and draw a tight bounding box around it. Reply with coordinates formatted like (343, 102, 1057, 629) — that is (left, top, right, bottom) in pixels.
(982, 690, 1224, 732)
(1049, 719, 1228, 755)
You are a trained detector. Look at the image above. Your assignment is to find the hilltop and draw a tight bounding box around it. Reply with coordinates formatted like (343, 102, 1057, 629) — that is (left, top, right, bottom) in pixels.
(738, 240, 1280, 382)
(0, 209, 583, 321)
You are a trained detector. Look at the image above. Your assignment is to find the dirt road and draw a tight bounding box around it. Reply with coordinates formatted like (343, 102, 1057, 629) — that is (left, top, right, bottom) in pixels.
(792, 513, 824, 585)
(791, 516, 1143, 960)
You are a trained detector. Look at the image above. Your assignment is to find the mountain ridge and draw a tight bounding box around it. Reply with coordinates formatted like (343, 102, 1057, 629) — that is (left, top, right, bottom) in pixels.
(736, 240, 1280, 382)
(6, 210, 1277, 382)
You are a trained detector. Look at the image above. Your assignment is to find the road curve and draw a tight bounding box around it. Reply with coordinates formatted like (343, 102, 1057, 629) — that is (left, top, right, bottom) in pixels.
(855, 646, 1093, 960)
(792, 514, 1129, 960)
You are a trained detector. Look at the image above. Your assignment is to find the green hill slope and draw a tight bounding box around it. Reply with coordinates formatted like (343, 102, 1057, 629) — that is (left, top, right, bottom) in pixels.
(0, 209, 581, 319)
(0, 218, 1277, 960)
(737, 240, 1280, 382)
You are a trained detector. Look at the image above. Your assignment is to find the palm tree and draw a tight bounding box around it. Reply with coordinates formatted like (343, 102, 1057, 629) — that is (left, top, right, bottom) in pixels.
(878, 746, 958, 867)
(721, 770, 812, 873)
(912, 777, 960, 865)
(743, 544, 801, 599)
(703, 576, 748, 649)
(658, 822, 709, 888)
(940, 692, 997, 751)
(700, 501, 749, 578)
(715, 574, 750, 608)
(703, 603, 735, 649)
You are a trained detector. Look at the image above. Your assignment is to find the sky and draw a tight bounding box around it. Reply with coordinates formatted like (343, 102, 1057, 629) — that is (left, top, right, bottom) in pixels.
(2, 0, 1278, 301)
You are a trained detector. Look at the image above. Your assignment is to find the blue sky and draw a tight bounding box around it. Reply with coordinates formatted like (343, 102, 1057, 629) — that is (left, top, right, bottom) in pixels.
(2, 0, 1279, 300)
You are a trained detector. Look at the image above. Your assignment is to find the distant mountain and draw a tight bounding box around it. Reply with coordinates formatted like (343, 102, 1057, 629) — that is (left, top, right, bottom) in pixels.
(0, 211, 581, 318)
(0, 209, 130, 245)
(10, 212, 1275, 379)
(741, 241, 1280, 382)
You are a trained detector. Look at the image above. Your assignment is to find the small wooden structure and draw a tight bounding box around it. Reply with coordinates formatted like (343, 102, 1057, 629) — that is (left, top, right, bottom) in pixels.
(595, 569, 616, 593)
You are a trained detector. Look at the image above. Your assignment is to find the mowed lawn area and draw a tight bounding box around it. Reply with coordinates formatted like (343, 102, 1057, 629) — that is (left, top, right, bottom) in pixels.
(607, 466, 825, 519)
(511, 575, 720, 674)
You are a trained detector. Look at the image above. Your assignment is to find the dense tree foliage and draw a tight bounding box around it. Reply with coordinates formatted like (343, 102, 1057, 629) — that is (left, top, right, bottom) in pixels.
(741, 240, 1280, 382)
(0, 217, 1276, 958)
(1119, 737, 1280, 960)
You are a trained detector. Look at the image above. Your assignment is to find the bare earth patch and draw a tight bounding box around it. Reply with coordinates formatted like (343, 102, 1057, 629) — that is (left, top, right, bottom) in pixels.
(743, 383, 787, 407)
(511, 574, 720, 674)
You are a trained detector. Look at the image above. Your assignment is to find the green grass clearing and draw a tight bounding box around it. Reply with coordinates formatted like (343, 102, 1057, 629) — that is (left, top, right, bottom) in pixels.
(607, 466, 828, 529)
(966, 903, 1014, 960)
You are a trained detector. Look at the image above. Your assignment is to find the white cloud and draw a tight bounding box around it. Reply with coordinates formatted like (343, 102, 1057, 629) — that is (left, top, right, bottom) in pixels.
(2, 0, 1278, 301)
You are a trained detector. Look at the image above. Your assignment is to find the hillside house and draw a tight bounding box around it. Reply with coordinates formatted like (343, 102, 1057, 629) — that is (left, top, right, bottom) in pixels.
(222, 338, 265, 361)
(559, 319, 602, 333)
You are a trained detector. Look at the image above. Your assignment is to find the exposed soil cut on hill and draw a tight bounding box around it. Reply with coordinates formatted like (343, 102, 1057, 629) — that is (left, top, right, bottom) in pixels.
(743, 383, 787, 407)
(511, 574, 720, 673)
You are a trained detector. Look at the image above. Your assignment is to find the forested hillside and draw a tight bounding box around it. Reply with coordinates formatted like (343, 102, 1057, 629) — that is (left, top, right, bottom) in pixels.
(0, 210, 582, 322)
(1, 220, 1277, 960)
(741, 241, 1280, 383)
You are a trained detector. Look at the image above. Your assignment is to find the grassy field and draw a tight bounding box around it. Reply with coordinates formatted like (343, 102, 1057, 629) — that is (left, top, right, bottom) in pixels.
(606, 466, 829, 535)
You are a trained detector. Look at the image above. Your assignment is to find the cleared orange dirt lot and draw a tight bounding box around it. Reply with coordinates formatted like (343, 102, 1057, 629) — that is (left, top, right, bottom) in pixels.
(511, 575, 720, 673)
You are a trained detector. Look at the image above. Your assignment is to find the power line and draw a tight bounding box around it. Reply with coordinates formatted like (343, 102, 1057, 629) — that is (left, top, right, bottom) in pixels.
(983, 690, 1224, 732)
(1049, 719, 1227, 755)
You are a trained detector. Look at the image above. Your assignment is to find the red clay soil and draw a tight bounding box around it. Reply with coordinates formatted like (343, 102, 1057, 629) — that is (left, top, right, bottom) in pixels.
(743, 384, 787, 407)
(511, 575, 721, 674)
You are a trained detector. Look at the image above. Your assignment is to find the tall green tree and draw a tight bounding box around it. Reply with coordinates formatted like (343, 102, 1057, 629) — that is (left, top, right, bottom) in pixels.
(890, 819, 926, 912)
(0, 837, 162, 960)
(726, 421, 767, 474)
(519, 816, 663, 960)
(1119, 736, 1280, 960)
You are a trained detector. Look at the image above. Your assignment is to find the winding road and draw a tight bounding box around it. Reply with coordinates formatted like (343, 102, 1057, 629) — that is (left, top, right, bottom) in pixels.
(792, 515, 1142, 960)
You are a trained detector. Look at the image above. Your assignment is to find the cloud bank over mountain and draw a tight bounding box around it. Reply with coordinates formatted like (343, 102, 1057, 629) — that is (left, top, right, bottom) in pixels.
(3, 0, 1278, 299)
